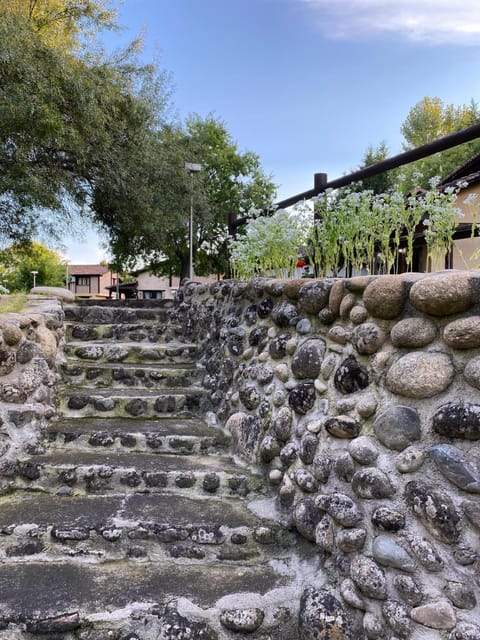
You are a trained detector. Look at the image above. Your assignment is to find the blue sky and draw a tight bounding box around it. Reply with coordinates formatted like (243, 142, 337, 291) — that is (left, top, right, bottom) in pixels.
(65, 0, 480, 262)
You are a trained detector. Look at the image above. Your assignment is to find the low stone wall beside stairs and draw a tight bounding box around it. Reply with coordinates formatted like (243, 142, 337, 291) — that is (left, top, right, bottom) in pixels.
(1, 279, 480, 639)
(0, 295, 64, 463)
(174, 271, 480, 640)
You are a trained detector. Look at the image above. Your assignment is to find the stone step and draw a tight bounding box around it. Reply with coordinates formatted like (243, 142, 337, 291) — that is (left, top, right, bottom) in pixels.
(46, 416, 231, 454)
(59, 388, 208, 419)
(60, 361, 199, 390)
(0, 559, 289, 624)
(62, 341, 198, 365)
(64, 303, 173, 325)
(65, 322, 170, 343)
(0, 492, 292, 564)
(5, 451, 264, 497)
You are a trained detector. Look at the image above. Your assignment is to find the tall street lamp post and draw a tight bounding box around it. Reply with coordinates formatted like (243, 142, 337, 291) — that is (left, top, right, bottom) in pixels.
(185, 162, 202, 280)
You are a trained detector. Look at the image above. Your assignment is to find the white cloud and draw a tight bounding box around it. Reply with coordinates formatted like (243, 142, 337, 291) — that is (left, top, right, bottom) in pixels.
(300, 0, 480, 45)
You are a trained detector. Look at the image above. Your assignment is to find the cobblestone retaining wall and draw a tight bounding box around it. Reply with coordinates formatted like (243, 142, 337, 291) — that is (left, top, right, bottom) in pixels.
(0, 297, 64, 464)
(175, 271, 480, 640)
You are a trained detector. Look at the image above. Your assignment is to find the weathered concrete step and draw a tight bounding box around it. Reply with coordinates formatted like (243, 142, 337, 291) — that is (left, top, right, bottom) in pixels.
(63, 341, 198, 365)
(0, 559, 288, 620)
(47, 415, 228, 435)
(0, 492, 261, 530)
(6, 451, 264, 496)
(59, 388, 208, 418)
(46, 417, 230, 454)
(57, 387, 209, 418)
(66, 322, 169, 343)
(64, 303, 173, 325)
(61, 361, 199, 389)
(0, 493, 292, 564)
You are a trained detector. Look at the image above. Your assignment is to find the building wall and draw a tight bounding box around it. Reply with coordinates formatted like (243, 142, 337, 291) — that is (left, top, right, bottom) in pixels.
(136, 272, 219, 300)
(452, 182, 480, 270)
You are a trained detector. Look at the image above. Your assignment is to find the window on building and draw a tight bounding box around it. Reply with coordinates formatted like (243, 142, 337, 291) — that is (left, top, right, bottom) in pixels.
(143, 290, 163, 299)
(77, 277, 90, 286)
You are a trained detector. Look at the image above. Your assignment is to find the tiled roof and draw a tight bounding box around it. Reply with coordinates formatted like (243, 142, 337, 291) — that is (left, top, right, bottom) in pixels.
(439, 152, 480, 187)
(69, 265, 110, 276)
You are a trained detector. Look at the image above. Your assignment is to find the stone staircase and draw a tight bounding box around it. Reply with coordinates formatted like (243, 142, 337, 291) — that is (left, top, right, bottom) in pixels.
(0, 301, 311, 639)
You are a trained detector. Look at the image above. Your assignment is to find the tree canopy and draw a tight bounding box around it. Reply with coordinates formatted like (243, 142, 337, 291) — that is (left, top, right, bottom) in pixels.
(354, 97, 480, 193)
(0, 0, 275, 277)
(400, 96, 480, 187)
(95, 115, 276, 278)
(0, 0, 168, 248)
(0, 241, 66, 291)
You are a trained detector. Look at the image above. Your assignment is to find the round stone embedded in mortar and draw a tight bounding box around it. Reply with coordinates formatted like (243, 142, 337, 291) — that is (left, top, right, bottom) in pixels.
(390, 317, 437, 348)
(410, 602, 456, 630)
(348, 436, 379, 465)
(408, 535, 444, 571)
(325, 414, 361, 439)
(393, 574, 423, 606)
(363, 275, 409, 319)
(268, 333, 291, 359)
(410, 271, 474, 316)
(382, 600, 412, 637)
(357, 394, 377, 418)
(1, 323, 23, 346)
(273, 406, 293, 441)
(328, 279, 346, 315)
(220, 608, 264, 633)
(352, 322, 386, 354)
(385, 352, 454, 398)
(350, 555, 387, 600)
(349, 305, 368, 324)
(404, 480, 460, 543)
(464, 355, 480, 389)
(298, 280, 333, 314)
(291, 339, 325, 379)
(444, 316, 480, 349)
(296, 318, 312, 334)
(299, 587, 352, 640)
(373, 405, 421, 451)
(288, 383, 316, 415)
(334, 355, 370, 394)
(339, 293, 357, 319)
(0, 348, 16, 375)
(351, 468, 395, 499)
(340, 578, 367, 611)
(433, 401, 480, 440)
(271, 301, 299, 327)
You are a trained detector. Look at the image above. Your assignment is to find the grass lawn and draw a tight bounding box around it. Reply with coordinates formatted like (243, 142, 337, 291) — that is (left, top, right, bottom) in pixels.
(0, 294, 28, 314)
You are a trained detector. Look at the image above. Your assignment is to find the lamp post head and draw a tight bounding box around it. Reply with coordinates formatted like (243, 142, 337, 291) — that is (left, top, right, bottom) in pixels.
(185, 162, 202, 173)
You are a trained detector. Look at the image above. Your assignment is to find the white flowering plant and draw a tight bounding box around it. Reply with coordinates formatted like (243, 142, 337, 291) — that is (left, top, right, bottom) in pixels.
(229, 177, 479, 280)
(229, 207, 312, 279)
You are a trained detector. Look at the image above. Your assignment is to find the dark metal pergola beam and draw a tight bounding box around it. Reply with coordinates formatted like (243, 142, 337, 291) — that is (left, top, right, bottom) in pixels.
(229, 121, 480, 233)
(277, 121, 480, 209)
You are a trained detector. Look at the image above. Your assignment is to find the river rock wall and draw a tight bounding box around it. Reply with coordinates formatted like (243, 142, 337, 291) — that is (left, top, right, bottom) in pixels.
(175, 271, 480, 640)
(0, 297, 64, 467)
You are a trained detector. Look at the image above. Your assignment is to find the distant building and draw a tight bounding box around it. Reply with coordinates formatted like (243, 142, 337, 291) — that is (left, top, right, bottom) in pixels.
(67, 265, 118, 298)
(438, 152, 480, 270)
(133, 270, 218, 300)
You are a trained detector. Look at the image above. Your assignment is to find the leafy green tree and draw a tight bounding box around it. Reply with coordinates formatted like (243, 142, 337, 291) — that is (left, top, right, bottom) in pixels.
(400, 97, 480, 189)
(99, 115, 277, 278)
(348, 141, 397, 194)
(0, 0, 116, 51)
(0, 3, 169, 246)
(353, 97, 480, 193)
(0, 241, 66, 291)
